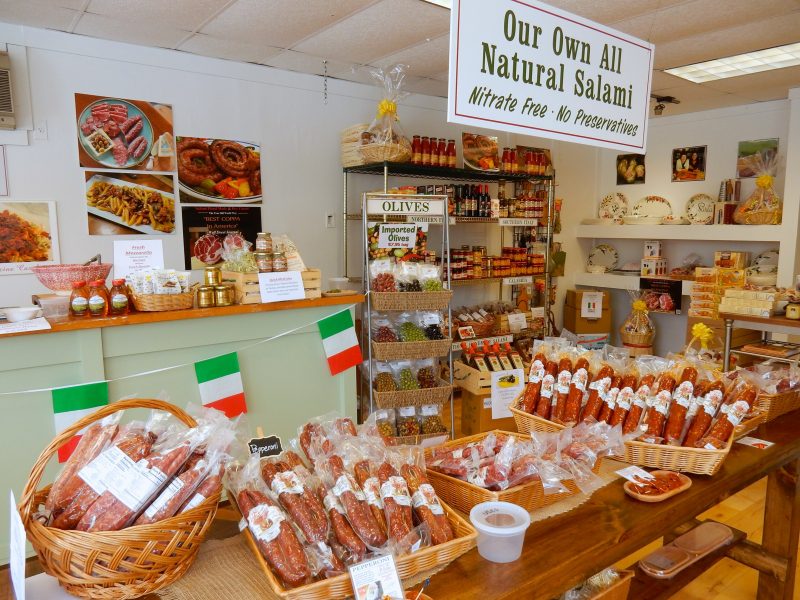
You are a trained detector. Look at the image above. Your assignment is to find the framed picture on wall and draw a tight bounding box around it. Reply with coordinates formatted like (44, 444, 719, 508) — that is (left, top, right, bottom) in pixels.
(0, 201, 60, 274)
(737, 138, 778, 178)
(672, 146, 706, 182)
(616, 153, 645, 184)
(84, 171, 176, 235)
(176, 137, 262, 204)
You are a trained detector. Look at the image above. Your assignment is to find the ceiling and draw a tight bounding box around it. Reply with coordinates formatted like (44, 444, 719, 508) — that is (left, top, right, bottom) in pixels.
(2, 0, 800, 115)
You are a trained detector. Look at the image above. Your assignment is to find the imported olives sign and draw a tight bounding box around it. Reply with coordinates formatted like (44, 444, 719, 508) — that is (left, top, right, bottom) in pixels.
(448, 0, 655, 152)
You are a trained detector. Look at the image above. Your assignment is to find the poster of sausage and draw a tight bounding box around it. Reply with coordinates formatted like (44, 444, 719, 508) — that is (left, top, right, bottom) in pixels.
(75, 94, 175, 172)
(181, 205, 261, 270)
(176, 137, 262, 204)
(0, 201, 60, 274)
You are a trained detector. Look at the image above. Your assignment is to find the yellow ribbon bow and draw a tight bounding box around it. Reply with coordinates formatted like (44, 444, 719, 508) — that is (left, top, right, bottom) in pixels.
(632, 299, 648, 313)
(756, 174, 773, 189)
(691, 322, 713, 350)
(377, 99, 397, 120)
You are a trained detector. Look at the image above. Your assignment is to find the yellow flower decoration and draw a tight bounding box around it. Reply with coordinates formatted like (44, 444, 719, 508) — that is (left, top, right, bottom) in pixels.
(632, 299, 648, 313)
(377, 99, 397, 120)
(756, 174, 773, 189)
(691, 322, 713, 350)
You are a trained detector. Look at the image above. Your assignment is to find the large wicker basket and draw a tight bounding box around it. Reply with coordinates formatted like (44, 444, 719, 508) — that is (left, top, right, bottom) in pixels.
(18, 398, 221, 599)
(233, 494, 475, 600)
(371, 338, 452, 360)
(371, 290, 452, 311)
(131, 290, 195, 311)
(754, 389, 800, 422)
(424, 430, 593, 514)
(360, 140, 412, 164)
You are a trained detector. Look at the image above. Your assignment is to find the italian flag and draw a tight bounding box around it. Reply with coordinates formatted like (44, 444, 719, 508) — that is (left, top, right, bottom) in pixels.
(318, 309, 362, 375)
(194, 352, 247, 418)
(52, 382, 109, 463)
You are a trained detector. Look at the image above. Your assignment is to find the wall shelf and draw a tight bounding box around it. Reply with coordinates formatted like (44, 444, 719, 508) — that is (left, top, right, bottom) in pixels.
(575, 224, 783, 242)
(344, 161, 549, 183)
(574, 272, 694, 295)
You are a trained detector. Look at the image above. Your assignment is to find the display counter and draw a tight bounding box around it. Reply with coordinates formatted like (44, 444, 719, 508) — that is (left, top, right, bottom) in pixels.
(0, 295, 364, 564)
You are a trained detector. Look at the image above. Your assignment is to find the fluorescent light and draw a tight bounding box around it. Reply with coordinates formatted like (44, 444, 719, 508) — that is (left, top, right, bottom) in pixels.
(420, 0, 452, 8)
(665, 42, 800, 83)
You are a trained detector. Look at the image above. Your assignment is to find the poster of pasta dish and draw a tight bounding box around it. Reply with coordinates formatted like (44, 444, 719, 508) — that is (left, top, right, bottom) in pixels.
(0, 201, 60, 274)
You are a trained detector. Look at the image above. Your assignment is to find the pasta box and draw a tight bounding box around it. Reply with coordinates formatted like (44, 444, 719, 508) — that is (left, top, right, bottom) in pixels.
(641, 258, 667, 277)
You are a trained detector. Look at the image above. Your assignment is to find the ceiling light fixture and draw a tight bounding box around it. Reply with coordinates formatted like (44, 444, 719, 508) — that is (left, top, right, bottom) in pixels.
(665, 42, 800, 83)
(420, 0, 452, 8)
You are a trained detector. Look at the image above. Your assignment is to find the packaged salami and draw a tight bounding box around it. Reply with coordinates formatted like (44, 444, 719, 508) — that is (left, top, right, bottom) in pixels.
(396, 447, 454, 546)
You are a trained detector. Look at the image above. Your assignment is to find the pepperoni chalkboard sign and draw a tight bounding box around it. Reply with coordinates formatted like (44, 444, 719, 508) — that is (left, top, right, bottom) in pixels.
(248, 435, 282, 458)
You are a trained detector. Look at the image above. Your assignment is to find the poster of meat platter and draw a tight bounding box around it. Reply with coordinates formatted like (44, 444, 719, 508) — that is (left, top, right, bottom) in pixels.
(181, 205, 261, 269)
(85, 171, 175, 235)
(75, 93, 175, 172)
(176, 137, 262, 204)
(640, 278, 682, 314)
(0, 201, 60, 274)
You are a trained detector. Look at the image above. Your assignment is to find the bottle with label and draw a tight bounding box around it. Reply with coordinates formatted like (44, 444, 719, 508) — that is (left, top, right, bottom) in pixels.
(483, 185, 491, 218)
(421, 137, 431, 166)
(501, 148, 511, 173)
(87, 280, 109, 317)
(494, 343, 515, 371)
(506, 343, 526, 370)
(470, 342, 490, 372)
(430, 138, 439, 167)
(69, 280, 90, 318)
(437, 138, 447, 167)
(446, 139, 456, 168)
(411, 135, 421, 164)
(109, 279, 129, 316)
(509, 148, 519, 173)
(483, 340, 503, 371)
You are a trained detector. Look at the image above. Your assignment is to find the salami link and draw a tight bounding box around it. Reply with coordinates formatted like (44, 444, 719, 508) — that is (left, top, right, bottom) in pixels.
(663, 367, 698, 444)
(261, 461, 328, 543)
(353, 460, 388, 538)
(179, 463, 224, 513)
(534, 360, 559, 419)
(551, 357, 574, 423)
(563, 357, 591, 425)
(610, 374, 638, 427)
(322, 489, 366, 563)
(401, 464, 454, 546)
(580, 365, 614, 422)
(597, 375, 622, 423)
(135, 457, 208, 525)
(327, 455, 387, 548)
(642, 374, 676, 439)
(623, 374, 655, 434)
(520, 353, 547, 413)
(377, 462, 414, 544)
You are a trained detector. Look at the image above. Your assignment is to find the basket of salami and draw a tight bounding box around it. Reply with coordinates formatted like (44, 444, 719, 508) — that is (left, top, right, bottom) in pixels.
(510, 341, 767, 476)
(744, 363, 800, 422)
(18, 398, 234, 599)
(227, 413, 476, 600)
(423, 426, 615, 515)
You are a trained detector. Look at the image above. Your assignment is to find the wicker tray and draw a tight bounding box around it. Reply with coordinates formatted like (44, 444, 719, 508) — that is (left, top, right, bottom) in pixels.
(372, 338, 452, 360)
(371, 290, 452, 311)
(131, 290, 195, 311)
(18, 398, 220, 599)
(754, 389, 800, 422)
(424, 430, 593, 514)
(233, 495, 475, 600)
(374, 381, 453, 408)
(510, 404, 566, 434)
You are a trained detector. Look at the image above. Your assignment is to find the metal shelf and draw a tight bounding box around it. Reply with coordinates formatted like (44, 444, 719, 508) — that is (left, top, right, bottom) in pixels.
(344, 161, 549, 183)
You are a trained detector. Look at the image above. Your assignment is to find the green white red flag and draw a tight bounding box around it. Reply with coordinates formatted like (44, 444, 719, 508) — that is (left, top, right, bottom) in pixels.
(318, 310, 362, 375)
(51, 381, 109, 463)
(194, 352, 247, 418)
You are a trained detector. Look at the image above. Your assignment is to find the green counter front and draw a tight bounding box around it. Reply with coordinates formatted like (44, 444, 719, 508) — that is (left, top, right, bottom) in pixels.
(0, 295, 364, 563)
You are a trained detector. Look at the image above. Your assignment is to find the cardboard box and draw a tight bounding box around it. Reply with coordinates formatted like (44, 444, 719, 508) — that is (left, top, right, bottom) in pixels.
(461, 390, 517, 436)
(564, 289, 611, 334)
(715, 251, 750, 269)
(641, 258, 667, 276)
(644, 240, 662, 258)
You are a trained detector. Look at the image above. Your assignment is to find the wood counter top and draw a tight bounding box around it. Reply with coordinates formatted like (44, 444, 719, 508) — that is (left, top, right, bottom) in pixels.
(2, 294, 365, 339)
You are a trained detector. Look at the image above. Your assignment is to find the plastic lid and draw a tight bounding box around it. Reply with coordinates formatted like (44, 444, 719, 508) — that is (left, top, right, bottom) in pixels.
(673, 522, 733, 555)
(639, 545, 691, 577)
(90, 279, 105, 286)
(111, 279, 125, 286)
(469, 501, 530, 537)
(71, 280, 87, 288)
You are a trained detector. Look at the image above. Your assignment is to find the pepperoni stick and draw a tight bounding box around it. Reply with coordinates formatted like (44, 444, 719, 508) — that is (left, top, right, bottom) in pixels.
(610, 373, 638, 427)
(534, 360, 559, 419)
(521, 353, 547, 413)
(597, 375, 622, 423)
(551, 356, 574, 423)
(664, 367, 698, 444)
(580, 365, 613, 422)
(623, 374, 655, 434)
(563, 357, 591, 425)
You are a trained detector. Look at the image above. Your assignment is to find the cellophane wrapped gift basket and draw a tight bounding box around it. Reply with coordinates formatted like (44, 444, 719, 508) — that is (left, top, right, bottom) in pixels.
(734, 153, 782, 224)
(358, 64, 413, 164)
(620, 291, 656, 357)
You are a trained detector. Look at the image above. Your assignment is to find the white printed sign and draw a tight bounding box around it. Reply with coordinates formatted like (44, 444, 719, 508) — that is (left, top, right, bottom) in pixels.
(377, 223, 418, 249)
(581, 291, 604, 318)
(258, 271, 305, 303)
(507, 312, 528, 333)
(349, 554, 404, 600)
(113, 240, 164, 280)
(448, 0, 655, 152)
(491, 368, 525, 420)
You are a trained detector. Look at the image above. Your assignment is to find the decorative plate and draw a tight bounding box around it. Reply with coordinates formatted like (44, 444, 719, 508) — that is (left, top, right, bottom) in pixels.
(686, 194, 715, 224)
(753, 249, 779, 267)
(662, 216, 690, 225)
(632, 196, 673, 218)
(581, 218, 617, 225)
(587, 244, 619, 271)
(599, 193, 628, 222)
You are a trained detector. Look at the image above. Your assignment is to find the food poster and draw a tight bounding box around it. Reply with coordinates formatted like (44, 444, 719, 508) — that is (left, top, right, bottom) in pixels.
(176, 137, 262, 204)
(181, 205, 261, 269)
(85, 171, 176, 235)
(75, 94, 175, 172)
(672, 145, 706, 182)
(639, 277, 682, 314)
(737, 138, 778, 178)
(0, 201, 60, 274)
(462, 132, 499, 171)
(616, 153, 645, 185)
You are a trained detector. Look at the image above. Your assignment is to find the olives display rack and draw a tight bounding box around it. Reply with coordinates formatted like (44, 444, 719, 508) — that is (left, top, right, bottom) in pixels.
(361, 192, 455, 438)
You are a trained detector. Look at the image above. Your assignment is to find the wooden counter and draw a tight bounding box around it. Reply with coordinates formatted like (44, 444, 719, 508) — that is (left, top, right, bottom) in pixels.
(3, 295, 365, 338)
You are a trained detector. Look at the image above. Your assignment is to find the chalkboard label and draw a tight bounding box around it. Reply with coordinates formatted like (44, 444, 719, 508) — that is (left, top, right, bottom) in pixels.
(249, 435, 282, 458)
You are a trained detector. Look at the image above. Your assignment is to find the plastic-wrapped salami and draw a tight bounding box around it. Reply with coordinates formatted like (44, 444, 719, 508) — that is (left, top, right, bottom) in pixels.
(622, 357, 664, 434)
(663, 362, 699, 445)
(520, 350, 547, 413)
(397, 447, 454, 546)
(550, 350, 576, 424)
(563, 350, 596, 425)
(534, 360, 559, 419)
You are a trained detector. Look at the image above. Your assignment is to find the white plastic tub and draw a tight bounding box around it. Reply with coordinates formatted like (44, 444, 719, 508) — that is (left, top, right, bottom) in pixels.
(469, 501, 531, 563)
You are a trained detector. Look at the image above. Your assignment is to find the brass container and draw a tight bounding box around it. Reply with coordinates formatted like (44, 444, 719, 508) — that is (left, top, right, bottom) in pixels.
(214, 284, 235, 307)
(197, 285, 216, 308)
(204, 266, 222, 286)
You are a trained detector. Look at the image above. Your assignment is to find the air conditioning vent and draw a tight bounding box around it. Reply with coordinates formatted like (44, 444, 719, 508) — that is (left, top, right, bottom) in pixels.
(0, 52, 15, 130)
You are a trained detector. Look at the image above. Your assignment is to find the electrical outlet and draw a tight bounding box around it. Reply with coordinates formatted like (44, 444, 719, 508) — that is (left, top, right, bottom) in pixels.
(34, 120, 48, 140)
(325, 213, 335, 228)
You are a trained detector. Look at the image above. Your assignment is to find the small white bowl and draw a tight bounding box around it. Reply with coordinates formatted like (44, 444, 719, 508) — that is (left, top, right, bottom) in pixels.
(3, 306, 42, 322)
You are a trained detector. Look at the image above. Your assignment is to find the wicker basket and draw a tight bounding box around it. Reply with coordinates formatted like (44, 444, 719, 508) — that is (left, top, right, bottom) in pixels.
(371, 290, 452, 311)
(740, 209, 781, 225)
(18, 398, 220, 599)
(510, 404, 566, 434)
(341, 123, 368, 144)
(235, 496, 475, 600)
(372, 338, 452, 360)
(733, 411, 765, 439)
(374, 381, 452, 408)
(131, 289, 195, 312)
(424, 430, 592, 514)
(754, 389, 800, 422)
(457, 317, 496, 339)
(620, 331, 655, 357)
(360, 140, 412, 164)
(388, 431, 450, 446)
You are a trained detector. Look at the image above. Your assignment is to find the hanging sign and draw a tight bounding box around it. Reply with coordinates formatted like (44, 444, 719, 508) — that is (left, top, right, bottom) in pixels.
(448, 0, 655, 152)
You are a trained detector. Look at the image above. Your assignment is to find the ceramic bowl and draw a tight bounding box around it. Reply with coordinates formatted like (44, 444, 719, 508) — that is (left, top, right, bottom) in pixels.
(30, 264, 112, 295)
(3, 306, 42, 322)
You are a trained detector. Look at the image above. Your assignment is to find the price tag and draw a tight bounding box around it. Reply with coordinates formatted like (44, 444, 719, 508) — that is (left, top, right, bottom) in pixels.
(503, 276, 533, 286)
(736, 436, 774, 449)
(498, 218, 538, 227)
(248, 434, 283, 458)
(616, 466, 654, 483)
(423, 313, 441, 326)
(349, 554, 404, 600)
(258, 271, 305, 303)
(507, 312, 528, 333)
(531, 306, 545, 318)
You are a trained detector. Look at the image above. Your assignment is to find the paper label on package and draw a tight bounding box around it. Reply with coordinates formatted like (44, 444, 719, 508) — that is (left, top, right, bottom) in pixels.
(324, 492, 345, 514)
(581, 292, 603, 319)
(423, 313, 441, 326)
(78, 445, 131, 496)
(571, 368, 589, 392)
(248, 504, 284, 544)
(507, 312, 528, 333)
(529, 359, 545, 383)
(104, 460, 167, 512)
(616, 388, 634, 410)
(556, 370, 571, 394)
(616, 465, 654, 483)
(271, 471, 304, 496)
(362, 477, 383, 508)
(412, 484, 444, 515)
(380, 477, 412, 507)
(540, 374, 555, 399)
(333, 475, 365, 501)
(144, 477, 184, 519)
(183, 492, 207, 512)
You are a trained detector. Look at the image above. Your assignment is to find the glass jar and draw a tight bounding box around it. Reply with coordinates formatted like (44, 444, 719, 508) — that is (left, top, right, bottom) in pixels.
(273, 252, 288, 272)
(109, 279, 129, 316)
(214, 284, 235, 307)
(204, 266, 221, 286)
(69, 280, 90, 318)
(88, 280, 109, 317)
(197, 285, 216, 308)
(255, 232, 273, 253)
(255, 251, 273, 272)
(421, 137, 431, 166)
(411, 135, 422, 164)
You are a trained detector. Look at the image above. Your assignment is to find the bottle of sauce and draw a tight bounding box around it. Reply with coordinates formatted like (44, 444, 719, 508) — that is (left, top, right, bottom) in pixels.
(88, 280, 109, 317)
(501, 148, 511, 173)
(411, 135, 421, 164)
(526, 150, 535, 175)
(437, 138, 447, 167)
(69, 280, 90, 318)
(446, 139, 456, 168)
(108, 279, 130, 316)
(255, 232, 273, 253)
(421, 137, 431, 166)
(509, 148, 519, 173)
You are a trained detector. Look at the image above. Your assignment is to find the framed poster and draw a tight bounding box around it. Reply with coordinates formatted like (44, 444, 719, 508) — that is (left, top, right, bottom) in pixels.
(176, 137, 262, 204)
(616, 153, 645, 184)
(181, 205, 261, 270)
(672, 146, 706, 182)
(0, 201, 60, 274)
(85, 171, 175, 235)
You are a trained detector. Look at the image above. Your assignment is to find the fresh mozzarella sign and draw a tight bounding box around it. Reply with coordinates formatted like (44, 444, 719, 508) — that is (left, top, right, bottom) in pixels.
(448, 0, 655, 152)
